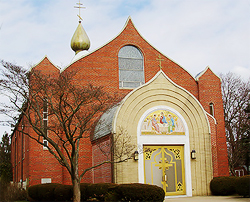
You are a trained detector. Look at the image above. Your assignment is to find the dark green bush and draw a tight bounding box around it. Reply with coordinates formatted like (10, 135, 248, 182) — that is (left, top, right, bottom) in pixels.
(27, 184, 39, 201)
(27, 182, 165, 201)
(28, 183, 60, 201)
(85, 183, 117, 201)
(104, 191, 120, 202)
(114, 183, 165, 202)
(210, 176, 237, 196)
(28, 183, 91, 201)
(80, 183, 91, 201)
(54, 184, 73, 201)
(235, 175, 250, 197)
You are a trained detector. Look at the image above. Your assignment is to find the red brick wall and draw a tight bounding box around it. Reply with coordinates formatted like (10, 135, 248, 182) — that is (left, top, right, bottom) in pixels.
(32, 56, 60, 75)
(12, 120, 94, 186)
(207, 115, 219, 177)
(11, 56, 94, 187)
(29, 56, 93, 185)
(78, 136, 93, 184)
(11, 119, 30, 185)
(198, 68, 229, 176)
(64, 19, 198, 99)
(92, 135, 112, 183)
(28, 138, 63, 185)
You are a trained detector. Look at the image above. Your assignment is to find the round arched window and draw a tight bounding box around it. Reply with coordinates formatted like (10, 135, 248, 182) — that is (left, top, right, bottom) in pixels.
(118, 45, 145, 88)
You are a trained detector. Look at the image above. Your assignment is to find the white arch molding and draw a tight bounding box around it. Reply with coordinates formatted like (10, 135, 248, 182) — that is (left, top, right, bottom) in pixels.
(137, 105, 192, 198)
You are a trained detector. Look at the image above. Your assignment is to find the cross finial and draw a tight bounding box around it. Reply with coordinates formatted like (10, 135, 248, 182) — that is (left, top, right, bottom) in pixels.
(74, 0, 85, 22)
(156, 54, 164, 70)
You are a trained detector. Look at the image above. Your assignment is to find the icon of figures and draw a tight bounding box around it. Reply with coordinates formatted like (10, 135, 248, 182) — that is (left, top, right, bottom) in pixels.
(152, 114, 160, 133)
(168, 114, 175, 133)
(147, 117, 152, 130)
(141, 110, 185, 135)
(174, 116, 184, 132)
(160, 112, 168, 125)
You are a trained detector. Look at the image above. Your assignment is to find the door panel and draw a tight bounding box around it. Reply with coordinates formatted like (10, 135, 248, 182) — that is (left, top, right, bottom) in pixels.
(144, 145, 185, 196)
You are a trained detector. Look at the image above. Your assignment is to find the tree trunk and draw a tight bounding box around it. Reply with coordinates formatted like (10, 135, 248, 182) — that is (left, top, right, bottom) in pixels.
(72, 139, 81, 202)
(72, 177, 81, 202)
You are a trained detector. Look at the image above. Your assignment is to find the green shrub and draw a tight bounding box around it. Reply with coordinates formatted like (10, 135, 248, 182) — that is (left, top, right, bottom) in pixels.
(85, 183, 117, 201)
(54, 184, 73, 201)
(114, 183, 165, 202)
(210, 176, 237, 196)
(27, 182, 166, 201)
(104, 191, 120, 202)
(235, 175, 250, 197)
(28, 183, 60, 201)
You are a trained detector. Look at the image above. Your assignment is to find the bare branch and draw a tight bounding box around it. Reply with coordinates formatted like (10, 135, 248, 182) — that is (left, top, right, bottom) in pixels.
(0, 60, 132, 202)
(220, 72, 250, 175)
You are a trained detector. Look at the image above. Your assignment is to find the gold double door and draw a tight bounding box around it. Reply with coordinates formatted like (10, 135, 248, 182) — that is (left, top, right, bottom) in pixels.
(144, 145, 185, 196)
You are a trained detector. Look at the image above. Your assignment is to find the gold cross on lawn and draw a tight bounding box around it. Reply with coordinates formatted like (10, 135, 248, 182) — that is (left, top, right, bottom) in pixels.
(74, 0, 86, 21)
(156, 54, 164, 70)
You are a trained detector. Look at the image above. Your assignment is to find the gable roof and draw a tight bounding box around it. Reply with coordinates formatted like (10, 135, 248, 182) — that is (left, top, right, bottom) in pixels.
(61, 17, 196, 80)
(195, 66, 221, 81)
(29, 55, 60, 72)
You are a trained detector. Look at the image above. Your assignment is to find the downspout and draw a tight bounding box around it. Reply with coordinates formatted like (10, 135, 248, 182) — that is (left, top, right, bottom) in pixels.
(14, 135, 17, 183)
(111, 133, 114, 183)
(21, 120, 24, 188)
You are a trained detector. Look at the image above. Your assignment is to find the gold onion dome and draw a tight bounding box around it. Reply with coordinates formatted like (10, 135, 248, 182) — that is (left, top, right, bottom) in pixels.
(71, 21, 90, 54)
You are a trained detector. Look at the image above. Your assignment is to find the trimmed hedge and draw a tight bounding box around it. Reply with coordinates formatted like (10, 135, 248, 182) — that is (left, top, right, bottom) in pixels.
(114, 183, 165, 202)
(28, 183, 60, 201)
(210, 175, 250, 197)
(54, 184, 73, 201)
(80, 183, 90, 201)
(85, 183, 117, 201)
(235, 175, 250, 197)
(28, 182, 165, 201)
(210, 176, 237, 196)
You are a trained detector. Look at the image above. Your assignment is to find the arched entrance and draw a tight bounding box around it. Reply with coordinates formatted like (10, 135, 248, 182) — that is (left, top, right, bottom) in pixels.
(113, 71, 212, 196)
(137, 106, 192, 197)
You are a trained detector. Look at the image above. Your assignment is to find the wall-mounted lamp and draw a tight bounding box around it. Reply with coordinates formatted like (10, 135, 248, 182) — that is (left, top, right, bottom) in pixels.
(191, 149, 196, 159)
(133, 151, 139, 161)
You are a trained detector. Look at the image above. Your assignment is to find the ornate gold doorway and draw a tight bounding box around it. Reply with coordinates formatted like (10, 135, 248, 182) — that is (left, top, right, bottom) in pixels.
(144, 145, 185, 196)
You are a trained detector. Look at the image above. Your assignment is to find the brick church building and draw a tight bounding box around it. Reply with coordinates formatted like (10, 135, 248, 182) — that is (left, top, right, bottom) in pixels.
(11, 17, 229, 197)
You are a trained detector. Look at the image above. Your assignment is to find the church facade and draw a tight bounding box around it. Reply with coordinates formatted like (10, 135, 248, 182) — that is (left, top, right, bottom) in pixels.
(11, 17, 229, 197)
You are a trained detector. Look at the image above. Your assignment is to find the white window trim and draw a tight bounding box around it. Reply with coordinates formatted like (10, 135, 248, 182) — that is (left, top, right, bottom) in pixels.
(118, 45, 145, 89)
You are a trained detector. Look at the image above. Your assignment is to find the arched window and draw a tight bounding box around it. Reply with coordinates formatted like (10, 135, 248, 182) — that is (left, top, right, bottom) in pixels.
(209, 103, 214, 117)
(118, 45, 144, 88)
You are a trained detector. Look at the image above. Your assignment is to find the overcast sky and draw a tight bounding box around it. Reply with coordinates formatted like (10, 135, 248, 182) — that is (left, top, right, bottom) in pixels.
(0, 0, 250, 137)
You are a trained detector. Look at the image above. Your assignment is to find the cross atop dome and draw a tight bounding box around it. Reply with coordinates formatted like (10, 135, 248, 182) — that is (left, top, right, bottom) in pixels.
(74, 0, 85, 22)
(71, 1, 90, 54)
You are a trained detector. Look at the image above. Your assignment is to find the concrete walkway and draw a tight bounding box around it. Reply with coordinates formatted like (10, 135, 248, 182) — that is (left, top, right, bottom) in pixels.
(164, 196, 249, 202)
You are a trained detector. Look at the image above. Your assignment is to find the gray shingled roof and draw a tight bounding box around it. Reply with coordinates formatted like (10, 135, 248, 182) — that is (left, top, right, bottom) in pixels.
(92, 105, 118, 140)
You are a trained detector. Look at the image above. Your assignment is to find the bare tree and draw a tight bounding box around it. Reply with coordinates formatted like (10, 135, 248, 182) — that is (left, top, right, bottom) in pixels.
(220, 72, 250, 175)
(0, 61, 135, 202)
